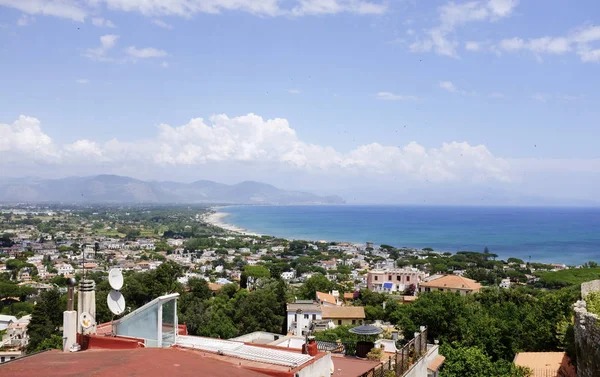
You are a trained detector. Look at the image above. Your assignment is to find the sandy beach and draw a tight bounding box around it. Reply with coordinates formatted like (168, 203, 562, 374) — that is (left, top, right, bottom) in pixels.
(203, 211, 262, 236)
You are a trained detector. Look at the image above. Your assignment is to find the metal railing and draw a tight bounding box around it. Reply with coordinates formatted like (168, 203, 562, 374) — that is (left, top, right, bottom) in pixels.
(357, 327, 429, 377)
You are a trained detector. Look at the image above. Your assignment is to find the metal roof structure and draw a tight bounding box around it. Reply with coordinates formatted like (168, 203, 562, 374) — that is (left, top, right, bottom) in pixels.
(112, 293, 179, 348)
(348, 325, 383, 335)
(176, 335, 313, 368)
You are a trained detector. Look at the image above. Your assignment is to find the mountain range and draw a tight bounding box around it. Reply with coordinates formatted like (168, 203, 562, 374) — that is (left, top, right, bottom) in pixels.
(0, 175, 345, 205)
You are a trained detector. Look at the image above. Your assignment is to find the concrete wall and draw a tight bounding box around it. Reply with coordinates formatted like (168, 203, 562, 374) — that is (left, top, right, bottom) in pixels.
(297, 352, 332, 377)
(573, 281, 600, 377)
(403, 345, 439, 377)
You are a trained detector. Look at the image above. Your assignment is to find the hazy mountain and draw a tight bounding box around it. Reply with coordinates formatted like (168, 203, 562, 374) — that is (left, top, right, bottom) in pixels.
(0, 175, 345, 205)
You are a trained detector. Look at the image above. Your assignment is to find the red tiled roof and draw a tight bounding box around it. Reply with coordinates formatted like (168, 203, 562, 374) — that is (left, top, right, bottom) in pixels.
(0, 348, 271, 377)
(331, 354, 379, 377)
(316, 291, 337, 305)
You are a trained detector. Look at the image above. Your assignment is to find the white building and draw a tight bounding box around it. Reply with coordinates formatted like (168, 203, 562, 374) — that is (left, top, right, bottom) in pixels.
(55, 263, 74, 276)
(280, 270, 295, 280)
(499, 278, 511, 289)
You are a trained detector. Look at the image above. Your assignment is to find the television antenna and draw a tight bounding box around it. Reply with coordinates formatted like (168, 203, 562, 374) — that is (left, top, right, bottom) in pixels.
(107, 268, 126, 315)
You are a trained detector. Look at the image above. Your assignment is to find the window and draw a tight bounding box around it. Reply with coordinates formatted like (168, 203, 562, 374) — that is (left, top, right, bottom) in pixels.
(304, 314, 309, 319)
(406, 276, 410, 282)
(352, 320, 356, 324)
(312, 314, 317, 320)
(439, 288, 443, 292)
(294, 314, 297, 321)
(338, 320, 342, 325)
(388, 275, 392, 281)
(397, 275, 401, 281)
(374, 276, 378, 281)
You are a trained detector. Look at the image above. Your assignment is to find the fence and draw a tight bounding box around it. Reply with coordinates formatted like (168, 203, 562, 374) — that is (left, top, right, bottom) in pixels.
(358, 327, 429, 377)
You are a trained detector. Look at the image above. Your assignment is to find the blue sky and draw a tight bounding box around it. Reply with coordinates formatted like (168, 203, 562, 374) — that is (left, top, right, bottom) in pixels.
(1, 0, 599, 204)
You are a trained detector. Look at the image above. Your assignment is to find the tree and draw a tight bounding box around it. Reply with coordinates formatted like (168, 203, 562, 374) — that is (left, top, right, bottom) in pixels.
(27, 289, 64, 353)
(299, 274, 333, 300)
(440, 343, 529, 377)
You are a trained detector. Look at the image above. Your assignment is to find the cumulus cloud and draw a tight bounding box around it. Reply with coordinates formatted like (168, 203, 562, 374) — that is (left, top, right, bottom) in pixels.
(465, 41, 480, 51)
(17, 14, 34, 26)
(410, 0, 519, 58)
(92, 17, 116, 28)
(439, 81, 477, 96)
(497, 25, 600, 63)
(376, 92, 419, 101)
(0, 0, 386, 20)
(0, 116, 59, 162)
(84, 34, 119, 61)
(0, 0, 86, 22)
(125, 46, 168, 58)
(152, 19, 173, 29)
(0, 113, 511, 184)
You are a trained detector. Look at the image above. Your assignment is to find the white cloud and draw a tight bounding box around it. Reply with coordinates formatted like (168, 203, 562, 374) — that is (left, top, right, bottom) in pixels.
(0, 0, 86, 22)
(161, 61, 169, 68)
(84, 34, 119, 61)
(532, 93, 548, 102)
(0, 113, 511, 184)
(1, 0, 387, 22)
(465, 41, 480, 51)
(17, 14, 34, 26)
(152, 19, 173, 29)
(291, 0, 386, 16)
(439, 81, 476, 96)
(92, 17, 116, 28)
(0, 116, 59, 162)
(76, 79, 89, 84)
(125, 46, 168, 59)
(376, 92, 419, 101)
(288, 89, 301, 94)
(439, 81, 458, 93)
(497, 25, 600, 63)
(410, 0, 519, 58)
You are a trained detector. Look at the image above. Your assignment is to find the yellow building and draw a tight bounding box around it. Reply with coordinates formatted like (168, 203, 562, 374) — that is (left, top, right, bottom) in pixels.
(321, 306, 365, 326)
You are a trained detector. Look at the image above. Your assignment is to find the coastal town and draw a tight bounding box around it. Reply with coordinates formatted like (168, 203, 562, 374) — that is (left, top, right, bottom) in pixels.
(1, 204, 599, 377)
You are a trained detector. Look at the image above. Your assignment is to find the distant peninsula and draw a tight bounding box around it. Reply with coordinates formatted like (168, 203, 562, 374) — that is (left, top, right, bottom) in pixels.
(0, 175, 345, 205)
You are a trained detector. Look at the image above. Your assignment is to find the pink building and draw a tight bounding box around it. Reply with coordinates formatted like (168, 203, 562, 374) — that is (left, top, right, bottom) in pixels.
(366, 268, 427, 293)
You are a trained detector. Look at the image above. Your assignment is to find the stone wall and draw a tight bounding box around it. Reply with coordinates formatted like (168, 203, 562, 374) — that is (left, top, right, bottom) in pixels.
(573, 280, 600, 377)
(581, 279, 600, 299)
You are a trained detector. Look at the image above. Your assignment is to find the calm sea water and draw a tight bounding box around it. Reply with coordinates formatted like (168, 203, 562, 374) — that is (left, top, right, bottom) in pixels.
(221, 205, 600, 265)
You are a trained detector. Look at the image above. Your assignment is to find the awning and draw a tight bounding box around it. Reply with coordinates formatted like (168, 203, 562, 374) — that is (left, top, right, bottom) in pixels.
(428, 355, 446, 372)
(383, 282, 393, 289)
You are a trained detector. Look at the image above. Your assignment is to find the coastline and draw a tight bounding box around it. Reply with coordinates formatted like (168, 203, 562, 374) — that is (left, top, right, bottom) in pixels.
(203, 210, 262, 237)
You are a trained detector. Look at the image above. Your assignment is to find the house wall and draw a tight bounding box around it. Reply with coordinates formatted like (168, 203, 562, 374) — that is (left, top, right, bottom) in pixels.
(287, 311, 322, 332)
(296, 352, 332, 377)
(418, 287, 475, 296)
(324, 318, 361, 327)
(402, 345, 440, 377)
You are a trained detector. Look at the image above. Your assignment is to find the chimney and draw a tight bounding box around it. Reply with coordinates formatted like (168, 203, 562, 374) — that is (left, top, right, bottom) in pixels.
(62, 278, 77, 352)
(295, 309, 303, 337)
(78, 279, 97, 335)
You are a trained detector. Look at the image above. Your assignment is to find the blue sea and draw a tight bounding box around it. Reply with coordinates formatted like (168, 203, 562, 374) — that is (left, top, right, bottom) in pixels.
(220, 205, 600, 265)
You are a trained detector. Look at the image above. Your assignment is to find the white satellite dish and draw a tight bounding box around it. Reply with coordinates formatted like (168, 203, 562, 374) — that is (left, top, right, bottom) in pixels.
(80, 311, 94, 329)
(108, 268, 124, 290)
(107, 290, 126, 315)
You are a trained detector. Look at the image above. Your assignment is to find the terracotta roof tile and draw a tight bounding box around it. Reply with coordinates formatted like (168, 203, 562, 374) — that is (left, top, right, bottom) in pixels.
(419, 275, 481, 291)
(316, 291, 337, 305)
(322, 306, 365, 319)
(514, 352, 576, 377)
